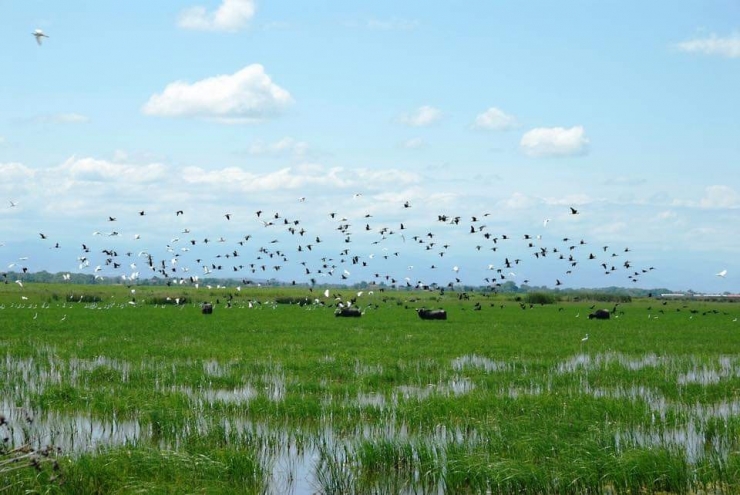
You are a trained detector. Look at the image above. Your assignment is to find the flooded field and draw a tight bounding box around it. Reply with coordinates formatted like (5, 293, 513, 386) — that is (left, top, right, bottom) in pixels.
(2, 289, 740, 493)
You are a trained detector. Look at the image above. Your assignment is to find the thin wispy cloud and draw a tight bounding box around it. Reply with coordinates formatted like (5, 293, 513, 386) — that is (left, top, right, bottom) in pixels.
(400, 137, 425, 149)
(699, 185, 740, 209)
(33, 113, 90, 125)
(472, 107, 518, 131)
(399, 106, 442, 127)
(142, 64, 293, 123)
(676, 33, 740, 58)
(520, 126, 589, 157)
(367, 18, 420, 31)
(248, 137, 309, 157)
(178, 0, 256, 32)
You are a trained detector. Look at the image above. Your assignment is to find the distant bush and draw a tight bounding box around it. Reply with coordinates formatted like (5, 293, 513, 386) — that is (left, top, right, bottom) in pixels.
(147, 296, 188, 306)
(568, 293, 632, 303)
(67, 294, 102, 303)
(525, 292, 558, 305)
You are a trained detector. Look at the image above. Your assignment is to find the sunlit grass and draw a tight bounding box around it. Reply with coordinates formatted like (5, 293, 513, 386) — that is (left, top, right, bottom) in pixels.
(2, 283, 740, 493)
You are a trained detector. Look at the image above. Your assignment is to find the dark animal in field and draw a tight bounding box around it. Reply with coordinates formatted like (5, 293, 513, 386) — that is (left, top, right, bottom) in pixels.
(588, 309, 610, 320)
(201, 303, 213, 314)
(417, 308, 447, 320)
(335, 307, 362, 317)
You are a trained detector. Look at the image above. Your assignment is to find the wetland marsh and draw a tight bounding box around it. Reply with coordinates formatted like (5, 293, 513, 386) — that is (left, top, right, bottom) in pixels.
(2, 284, 740, 494)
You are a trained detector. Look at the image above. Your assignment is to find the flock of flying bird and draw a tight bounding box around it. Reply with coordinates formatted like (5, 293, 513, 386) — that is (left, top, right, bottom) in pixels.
(18, 27, 731, 291)
(12, 26, 661, 291)
(3, 195, 660, 293)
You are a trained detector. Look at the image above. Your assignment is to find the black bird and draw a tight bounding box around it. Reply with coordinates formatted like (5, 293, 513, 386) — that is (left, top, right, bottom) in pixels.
(569, 207, 579, 215)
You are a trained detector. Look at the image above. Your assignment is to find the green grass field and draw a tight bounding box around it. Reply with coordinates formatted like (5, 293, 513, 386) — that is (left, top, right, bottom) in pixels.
(2, 283, 740, 494)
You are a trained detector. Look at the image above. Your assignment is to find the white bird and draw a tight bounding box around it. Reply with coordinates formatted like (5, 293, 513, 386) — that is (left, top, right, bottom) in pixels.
(33, 29, 49, 45)
(9, 200, 17, 208)
(543, 218, 551, 227)
(581, 333, 589, 343)
(717, 269, 728, 278)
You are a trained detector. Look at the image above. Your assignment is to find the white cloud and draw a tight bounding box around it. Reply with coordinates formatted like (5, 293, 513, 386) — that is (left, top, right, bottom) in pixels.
(57, 156, 168, 184)
(520, 126, 589, 157)
(676, 33, 740, 58)
(182, 165, 420, 193)
(248, 137, 308, 157)
(178, 0, 255, 32)
(399, 105, 442, 127)
(699, 185, 740, 209)
(472, 107, 517, 131)
(0, 162, 35, 183)
(142, 64, 292, 123)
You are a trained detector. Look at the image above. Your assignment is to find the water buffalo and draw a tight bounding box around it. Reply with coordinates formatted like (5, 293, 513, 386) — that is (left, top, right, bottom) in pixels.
(335, 307, 362, 317)
(417, 308, 447, 320)
(201, 303, 213, 315)
(588, 309, 610, 320)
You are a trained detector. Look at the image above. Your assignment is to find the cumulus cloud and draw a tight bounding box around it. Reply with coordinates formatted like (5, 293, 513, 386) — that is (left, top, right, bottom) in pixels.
(0, 162, 35, 183)
(178, 0, 256, 32)
(57, 156, 168, 184)
(520, 126, 589, 157)
(399, 105, 442, 127)
(142, 64, 292, 123)
(699, 185, 740, 209)
(472, 107, 517, 131)
(676, 33, 740, 58)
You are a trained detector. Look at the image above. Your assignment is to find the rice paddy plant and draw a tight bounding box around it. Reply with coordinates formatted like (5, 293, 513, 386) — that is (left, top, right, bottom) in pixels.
(313, 443, 356, 495)
(56, 446, 264, 495)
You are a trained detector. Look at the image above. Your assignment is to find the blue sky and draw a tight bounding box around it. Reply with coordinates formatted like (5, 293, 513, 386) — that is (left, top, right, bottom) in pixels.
(1, 1, 738, 292)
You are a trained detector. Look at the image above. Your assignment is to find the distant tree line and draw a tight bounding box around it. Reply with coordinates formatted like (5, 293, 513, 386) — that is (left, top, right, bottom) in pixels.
(2, 270, 676, 299)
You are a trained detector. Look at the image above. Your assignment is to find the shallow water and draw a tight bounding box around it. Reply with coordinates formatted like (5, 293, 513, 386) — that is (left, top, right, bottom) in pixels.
(3, 350, 740, 492)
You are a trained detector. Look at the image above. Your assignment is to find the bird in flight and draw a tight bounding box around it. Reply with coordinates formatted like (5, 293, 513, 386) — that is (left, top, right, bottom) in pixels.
(717, 269, 728, 278)
(33, 29, 49, 45)
(9, 200, 17, 208)
(569, 207, 579, 215)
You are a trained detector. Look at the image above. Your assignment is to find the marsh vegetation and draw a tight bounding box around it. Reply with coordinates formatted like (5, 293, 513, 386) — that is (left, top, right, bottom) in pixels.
(2, 284, 740, 493)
